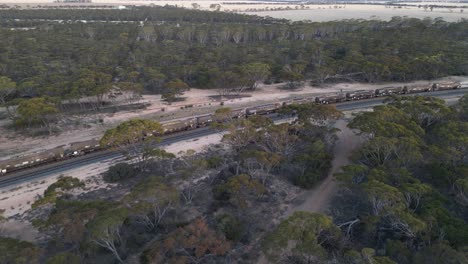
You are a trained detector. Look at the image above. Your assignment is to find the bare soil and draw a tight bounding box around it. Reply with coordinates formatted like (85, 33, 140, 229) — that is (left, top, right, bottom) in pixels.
(284, 119, 364, 216)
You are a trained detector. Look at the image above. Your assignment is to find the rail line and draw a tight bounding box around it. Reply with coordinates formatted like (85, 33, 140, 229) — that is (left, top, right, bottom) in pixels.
(0, 88, 467, 188)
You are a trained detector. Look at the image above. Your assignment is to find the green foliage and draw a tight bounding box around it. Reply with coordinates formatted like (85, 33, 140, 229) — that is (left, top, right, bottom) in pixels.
(427, 120, 468, 166)
(214, 107, 233, 121)
(387, 96, 453, 130)
(0, 6, 270, 24)
(39, 200, 117, 246)
(280, 63, 306, 88)
(73, 69, 112, 103)
(86, 207, 128, 238)
(242, 62, 271, 89)
(385, 240, 412, 264)
(123, 176, 179, 216)
(142, 218, 231, 263)
(344, 248, 398, 264)
(161, 79, 189, 102)
(336, 164, 369, 185)
(15, 97, 58, 128)
(216, 213, 245, 242)
(0, 237, 43, 264)
(262, 211, 341, 262)
(0, 14, 466, 106)
(456, 94, 468, 121)
(0, 75, 16, 104)
(292, 140, 333, 188)
(143, 148, 176, 162)
(413, 242, 468, 264)
(45, 252, 81, 264)
(244, 115, 274, 129)
(214, 174, 266, 208)
(100, 119, 163, 148)
(349, 105, 425, 140)
(282, 103, 342, 125)
(0, 209, 6, 224)
(362, 180, 406, 215)
(103, 163, 139, 182)
(32, 176, 84, 208)
(338, 96, 468, 262)
(205, 156, 223, 169)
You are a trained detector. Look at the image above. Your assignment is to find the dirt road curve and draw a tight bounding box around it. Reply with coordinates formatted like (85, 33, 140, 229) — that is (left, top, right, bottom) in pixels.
(285, 119, 364, 216)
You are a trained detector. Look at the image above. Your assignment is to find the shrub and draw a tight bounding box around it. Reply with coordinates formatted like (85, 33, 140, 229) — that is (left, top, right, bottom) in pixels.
(46, 252, 81, 264)
(206, 156, 223, 169)
(104, 163, 139, 182)
(32, 176, 84, 208)
(216, 213, 245, 242)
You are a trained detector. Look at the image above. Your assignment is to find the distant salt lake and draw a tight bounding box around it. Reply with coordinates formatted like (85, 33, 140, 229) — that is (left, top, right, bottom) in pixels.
(0, 1, 466, 22)
(242, 4, 468, 22)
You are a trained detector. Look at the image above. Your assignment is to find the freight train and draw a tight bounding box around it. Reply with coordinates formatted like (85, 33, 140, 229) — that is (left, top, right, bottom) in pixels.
(0, 81, 462, 175)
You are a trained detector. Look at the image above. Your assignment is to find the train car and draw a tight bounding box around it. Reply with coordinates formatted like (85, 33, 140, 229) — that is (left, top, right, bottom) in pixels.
(283, 97, 313, 106)
(433, 81, 461, 91)
(403, 84, 432, 94)
(246, 103, 281, 115)
(0, 146, 65, 174)
(0, 159, 10, 174)
(69, 139, 100, 155)
(196, 114, 213, 127)
(346, 90, 375, 101)
(315, 94, 346, 104)
(49, 145, 66, 159)
(231, 108, 246, 119)
(162, 118, 196, 133)
(375, 86, 404, 97)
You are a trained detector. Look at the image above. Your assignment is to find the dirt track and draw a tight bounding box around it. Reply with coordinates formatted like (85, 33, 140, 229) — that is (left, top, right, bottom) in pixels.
(284, 119, 364, 216)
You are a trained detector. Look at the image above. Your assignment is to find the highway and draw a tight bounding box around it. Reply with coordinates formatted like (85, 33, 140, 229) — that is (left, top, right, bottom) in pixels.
(0, 88, 467, 188)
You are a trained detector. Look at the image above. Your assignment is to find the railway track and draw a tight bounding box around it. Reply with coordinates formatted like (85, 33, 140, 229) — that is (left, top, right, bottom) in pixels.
(0, 88, 467, 188)
(0, 128, 213, 188)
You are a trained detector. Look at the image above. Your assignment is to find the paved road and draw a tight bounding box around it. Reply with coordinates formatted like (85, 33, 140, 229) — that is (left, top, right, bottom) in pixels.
(1, 88, 467, 188)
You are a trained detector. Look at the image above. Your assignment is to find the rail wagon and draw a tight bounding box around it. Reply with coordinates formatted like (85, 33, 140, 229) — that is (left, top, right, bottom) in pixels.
(346, 90, 375, 101)
(69, 139, 100, 155)
(433, 81, 461, 91)
(315, 94, 346, 104)
(403, 84, 432, 94)
(283, 97, 312, 106)
(2, 81, 466, 176)
(375, 86, 404, 96)
(231, 108, 246, 118)
(196, 114, 213, 127)
(162, 118, 196, 133)
(0, 159, 10, 174)
(246, 103, 281, 115)
(0, 146, 65, 174)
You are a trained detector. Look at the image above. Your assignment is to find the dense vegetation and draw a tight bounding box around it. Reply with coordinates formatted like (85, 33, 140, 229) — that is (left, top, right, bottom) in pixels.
(0, 6, 278, 24)
(0, 7, 466, 108)
(0, 96, 468, 264)
(0, 6, 467, 264)
(330, 95, 468, 263)
(1, 95, 467, 263)
(0, 103, 341, 263)
(259, 95, 468, 263)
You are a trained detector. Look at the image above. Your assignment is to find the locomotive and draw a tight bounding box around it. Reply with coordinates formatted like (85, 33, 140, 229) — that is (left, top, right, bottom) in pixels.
(0, 80, 462, 175)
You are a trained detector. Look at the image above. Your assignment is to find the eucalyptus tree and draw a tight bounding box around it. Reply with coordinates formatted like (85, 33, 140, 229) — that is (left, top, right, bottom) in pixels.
(100, 119, 164, 167)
